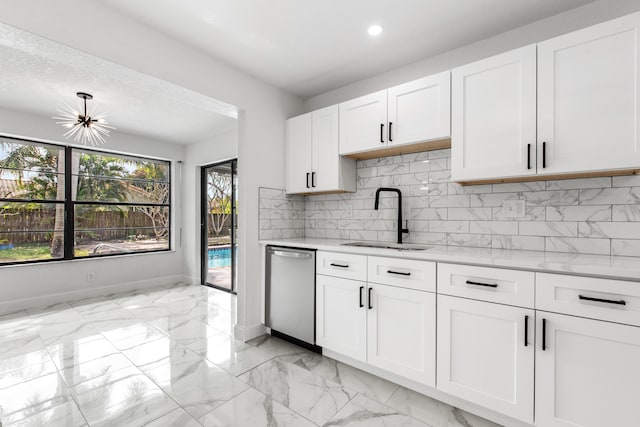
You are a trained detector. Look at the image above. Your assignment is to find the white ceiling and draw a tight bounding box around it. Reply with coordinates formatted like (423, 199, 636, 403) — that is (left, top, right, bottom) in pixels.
(0, 24, 237, 145)
(102, 0, 596, 98)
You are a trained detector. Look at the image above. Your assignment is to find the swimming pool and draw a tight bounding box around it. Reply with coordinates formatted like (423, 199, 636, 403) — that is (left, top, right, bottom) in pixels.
(208, 247, 232, 268)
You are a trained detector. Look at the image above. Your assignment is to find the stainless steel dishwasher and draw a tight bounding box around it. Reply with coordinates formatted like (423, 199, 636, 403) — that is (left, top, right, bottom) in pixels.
(266, 245, 320, 352)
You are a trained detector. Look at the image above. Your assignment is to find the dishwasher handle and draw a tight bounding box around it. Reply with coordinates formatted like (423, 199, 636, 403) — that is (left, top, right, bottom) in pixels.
(271, 250, 313, 259)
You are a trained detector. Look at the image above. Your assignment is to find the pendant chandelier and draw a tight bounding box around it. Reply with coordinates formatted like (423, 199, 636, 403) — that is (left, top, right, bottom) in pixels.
(53, 92, 115, 146)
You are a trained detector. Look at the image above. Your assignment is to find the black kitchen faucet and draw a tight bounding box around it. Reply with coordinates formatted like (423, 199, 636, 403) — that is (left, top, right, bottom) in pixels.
(374, 187, 409, 244)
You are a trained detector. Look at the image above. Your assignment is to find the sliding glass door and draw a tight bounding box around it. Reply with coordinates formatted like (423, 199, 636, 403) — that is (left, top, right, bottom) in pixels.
(201, 159, 237, 293)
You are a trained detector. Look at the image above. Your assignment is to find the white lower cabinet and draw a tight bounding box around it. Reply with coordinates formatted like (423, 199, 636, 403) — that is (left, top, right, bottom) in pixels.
(437, 295, 534, 423)
(535, 311, 640, 427)
(315, 274, 367, 362)
(367, 283, 436, 386)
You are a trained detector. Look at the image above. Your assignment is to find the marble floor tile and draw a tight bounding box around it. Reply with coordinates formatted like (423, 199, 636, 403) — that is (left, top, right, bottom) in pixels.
(247, 335, 310, 357)
(0, 333, 47, 360)
(0, 315, 38, 340)
(98, 319, 166, 351)
(59, 353, 135, 387)
(0, 372, 71, 425)
(26, 302, 75, 318)
(69, 366, 177, 427)
(324, 393, 429, 427)
(47, 336, 119, 371)
(144, 348, 249, 418)
(37, 320, 102, 347)
(188, 334, 274, 376)
(5, 400, 87, 427)
(279, 352, 398, 403)
(239, 358, 356, 426)
(0, 353, 57, 390)
(121, 335, 191, 369)
(199, 387, 317, 427)
(197, 302, 235, 335)
(144, 407, 201, 427)
(385, 386, 501, 427)
(150, 316, 224, 348)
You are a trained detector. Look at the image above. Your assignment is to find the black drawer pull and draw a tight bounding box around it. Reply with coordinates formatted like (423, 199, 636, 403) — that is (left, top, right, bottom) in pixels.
(359, 286, 364, 308)
(527, 144, 531, 170)
(388, 122, 393, 142)
(330, 263, 349, 268)
(387, 270, 411, 276)
(542, 141, 547, 168)
(380, 123, 385, 143)
(368, 287, 373, 309)
(542, 318, 547, 351)
(578, 295, 626, 306)
(306, 173, 310, 189)
(465, 280, 498, 288)
(524, 315, 529, 347)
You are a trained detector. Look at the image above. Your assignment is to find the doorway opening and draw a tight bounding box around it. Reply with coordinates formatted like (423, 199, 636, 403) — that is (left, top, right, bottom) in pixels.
(201, 159, 237, 293)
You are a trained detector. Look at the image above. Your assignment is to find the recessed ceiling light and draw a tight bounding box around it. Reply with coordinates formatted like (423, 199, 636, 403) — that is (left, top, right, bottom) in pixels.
(368, 24, 383, 37)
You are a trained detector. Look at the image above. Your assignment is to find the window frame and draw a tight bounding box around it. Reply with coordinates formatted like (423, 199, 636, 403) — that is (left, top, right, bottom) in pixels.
(0, 135, 172, 266)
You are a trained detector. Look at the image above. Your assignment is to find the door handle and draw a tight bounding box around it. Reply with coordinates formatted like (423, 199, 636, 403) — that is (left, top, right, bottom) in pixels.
(527, 144, 531, 170)
(387, 270, 410, 276)
(524, 315, 529, 347)
(272, 250, 311, 259)
(578, 295, 626, 306)
(306, 173, 310, 189)
(380, 123, 385, 143)
(388, 122, 393, 142)
(465, 280, 498, 288)
(311, 172, 316, 188)
(359, 286, 364, 308)
(330, 263, 349, 268)
(542, 318, 547, 351)
(542, 141, 547, 168)
(368, 287, 373, 309)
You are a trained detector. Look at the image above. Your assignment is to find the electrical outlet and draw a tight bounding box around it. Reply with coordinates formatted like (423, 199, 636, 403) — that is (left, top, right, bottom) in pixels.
(345, 205, 353, 219)
(503, 200, 526, 219)
(87, 272, 95, 282)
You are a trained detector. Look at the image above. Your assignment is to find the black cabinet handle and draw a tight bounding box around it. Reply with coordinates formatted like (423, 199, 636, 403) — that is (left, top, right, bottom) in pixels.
(330, 263, 349, 268)
(380, 123, 385, 143)
(524, 315, 529, 347)
(306, 173, 310, 189)
(311, 172, 316, 188)
(465, 280, 498, 288)
(542, 141, 547, 168)
(542, 318, 547, 351)
(368, 287, 373, 309)
(527, 144, 531, 170)
(578, 295, 626, 306)
(359, 286, 364, 308)
(389, 122, 393, 142)
(387, 270, 410, 276)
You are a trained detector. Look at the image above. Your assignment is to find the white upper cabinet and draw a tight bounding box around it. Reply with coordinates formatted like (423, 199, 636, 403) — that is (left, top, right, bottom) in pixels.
(286, 105, 355, 194)
(451, 45, 537, 182)
(536, 312, 640, 427)
(339, 90, 388, 155)
(286, 113, 312, 194)
(340, 73, 452, 157)
(387, 72, 451, 148)
(537, 12, 640, 175)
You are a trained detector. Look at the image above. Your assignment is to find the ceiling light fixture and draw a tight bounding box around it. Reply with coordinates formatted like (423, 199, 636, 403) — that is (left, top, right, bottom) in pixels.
(53, 92, 115, 146)
(368, 24, 383, 37)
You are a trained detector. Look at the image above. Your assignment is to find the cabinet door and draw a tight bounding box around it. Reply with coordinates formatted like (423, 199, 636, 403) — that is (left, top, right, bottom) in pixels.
(285, 113, 312, 194)
(367, 283, 435, 386)
(538, 13, 640, 175)
(387, 71, 451, 147)
(451, 45, 537, 182)
(311, 105, 339, 192)
(339, 90, 387, 155)
(536, 312, 640, 427)
(437, 295, 534, 423)
(316, 275, 367, 362)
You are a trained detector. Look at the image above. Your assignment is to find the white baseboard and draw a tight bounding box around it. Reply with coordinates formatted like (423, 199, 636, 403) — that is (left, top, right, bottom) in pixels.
(323, 349, 531, 427)
(0, 274, 187, 315)
(234, 322, 266, 342)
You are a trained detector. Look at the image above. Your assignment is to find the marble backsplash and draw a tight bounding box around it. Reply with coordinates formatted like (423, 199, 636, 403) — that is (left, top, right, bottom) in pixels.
(259, 187, 305, 240)
(260, 149, 640, 256)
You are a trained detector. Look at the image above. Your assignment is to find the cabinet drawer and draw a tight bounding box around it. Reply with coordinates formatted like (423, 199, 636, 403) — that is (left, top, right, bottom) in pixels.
(537, 273, 640, 326)
(438, 263, 534, 308)
(317, 251, 367, 281)
(367, 256, 435, 292)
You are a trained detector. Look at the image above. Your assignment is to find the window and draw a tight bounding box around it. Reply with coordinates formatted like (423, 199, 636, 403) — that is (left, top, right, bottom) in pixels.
(0, 136, 171, 265)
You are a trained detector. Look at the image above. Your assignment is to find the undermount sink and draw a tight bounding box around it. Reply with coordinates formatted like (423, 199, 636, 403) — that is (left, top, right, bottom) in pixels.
(342, 241, 430, 251)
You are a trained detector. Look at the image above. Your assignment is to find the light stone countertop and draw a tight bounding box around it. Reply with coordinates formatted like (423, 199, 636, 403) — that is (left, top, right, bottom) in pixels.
(260, 238, 640, 282)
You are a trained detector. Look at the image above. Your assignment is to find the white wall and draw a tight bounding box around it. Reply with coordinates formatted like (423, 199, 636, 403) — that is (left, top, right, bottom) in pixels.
(0, 1, 303, 339)
(182, 127, 238, 284)
(0, 107, 186, 313)
(304, 0, 640, 111)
